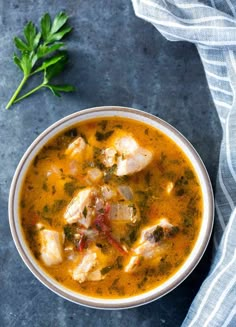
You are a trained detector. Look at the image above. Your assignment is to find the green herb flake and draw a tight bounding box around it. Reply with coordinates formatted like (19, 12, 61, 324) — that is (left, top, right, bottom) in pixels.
(138, 276, 148, 289)
(83, 206, 87, 218)
(153, 226, 164, 242)
(95, 130, 114, 141)
(51, 199, 67, 213)
(64, 224, 73, 241)
(64, 128, 78, 138)
(20, 199, 26, 208)
(125, 222, 141, 246)
(104, 164, 117, 182)
(96, 242, 109, 254)
(64, 181, 78, 197)
(108, 278, 124, 295)
(145, 171, 151, 186)
(93, 146, 102, 157)
(175, 188, 185, 196)
(160, 152, 167, 164)
(175, 176, 188, 187)
(96, 288, 103, 295)
(184, 168, 195, 180)
(42, 181, 49, 192)
(115, 256, 123, 269)
(33, 155, 39, 167)
(101, 265, 113, 275)
(43, 205, 49, 214)
(158, 258, 172, 275)
(52, 185, 56, 195)
(98, 120, 108, 130)
(93, 146, 105, 170)
(166, 226, 179, 238)
(181, 212, 193, 227)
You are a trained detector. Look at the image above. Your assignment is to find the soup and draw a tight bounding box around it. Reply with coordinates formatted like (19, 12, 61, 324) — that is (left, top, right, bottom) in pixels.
(20, 117, 202, 298)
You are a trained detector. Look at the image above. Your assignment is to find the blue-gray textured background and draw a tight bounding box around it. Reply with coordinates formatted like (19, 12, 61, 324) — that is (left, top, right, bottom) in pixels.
(0, 1, 221, 326)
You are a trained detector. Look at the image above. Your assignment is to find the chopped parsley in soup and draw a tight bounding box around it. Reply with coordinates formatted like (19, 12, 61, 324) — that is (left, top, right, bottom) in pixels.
(20, 117, 202, 298)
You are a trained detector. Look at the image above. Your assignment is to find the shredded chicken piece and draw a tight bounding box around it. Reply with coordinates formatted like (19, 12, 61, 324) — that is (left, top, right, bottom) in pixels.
(65, 137, 86, 158)
(72, 252, 103, 283)
(103, 147, 117, 167)
(125, 218, 178, 272)
(113, 135, 153, 176)
(116, 148, 153, 176)
(64, 187, 96, 227)
(114, 136, 139, 155)
(40, 229, 63, 266)
(101, 135, 153, 176)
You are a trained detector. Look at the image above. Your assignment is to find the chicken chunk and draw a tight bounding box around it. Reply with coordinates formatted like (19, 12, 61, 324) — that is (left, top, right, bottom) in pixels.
(134, 239, 165, 258)
(40, 229, 63, 266)
(115, 136, 139, 155)
(158, 218, 179, 237)
(103, 147, 117, 168)
(65, 137, 86, 158)
(72, 252, 103, 283)
(102, 135, 153, 176)
(109, 201, 139, 223)
(125, 241, 168, 272)
(116, 148, 153, 176)
(64, 187, 96, 228)
(113, 135, 153, 176)
(125, 219, 179, 272)
(140, 218, 178, 244)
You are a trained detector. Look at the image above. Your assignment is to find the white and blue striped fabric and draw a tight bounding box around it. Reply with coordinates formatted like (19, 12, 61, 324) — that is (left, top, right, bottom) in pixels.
(131, 1, 236, 326)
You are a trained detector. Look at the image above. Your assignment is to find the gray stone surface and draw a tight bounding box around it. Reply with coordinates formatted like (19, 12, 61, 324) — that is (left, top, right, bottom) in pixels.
(0, 1, 221, 326)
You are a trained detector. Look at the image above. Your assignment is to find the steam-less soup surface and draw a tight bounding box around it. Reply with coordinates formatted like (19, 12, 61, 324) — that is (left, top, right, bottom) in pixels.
(20, 117, 202, 298)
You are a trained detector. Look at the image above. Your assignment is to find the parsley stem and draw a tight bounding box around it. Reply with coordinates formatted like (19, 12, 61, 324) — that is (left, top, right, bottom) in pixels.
(13, 83, 44, 104)
(6, 75, 29, 109)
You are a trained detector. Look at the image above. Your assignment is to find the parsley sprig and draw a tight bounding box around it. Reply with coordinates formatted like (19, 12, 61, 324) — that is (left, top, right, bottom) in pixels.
(6, 12, 75, 109)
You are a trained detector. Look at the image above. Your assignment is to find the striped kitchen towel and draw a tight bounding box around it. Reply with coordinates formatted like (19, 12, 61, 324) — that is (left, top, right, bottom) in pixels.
(131, 1, 236, 326)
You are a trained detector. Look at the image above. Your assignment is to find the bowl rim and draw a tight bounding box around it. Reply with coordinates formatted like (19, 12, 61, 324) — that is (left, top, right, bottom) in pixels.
(8, 106, 214, 309)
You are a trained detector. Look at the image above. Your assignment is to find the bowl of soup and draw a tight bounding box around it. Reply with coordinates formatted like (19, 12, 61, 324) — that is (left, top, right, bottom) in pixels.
(9, 106, 214, 309)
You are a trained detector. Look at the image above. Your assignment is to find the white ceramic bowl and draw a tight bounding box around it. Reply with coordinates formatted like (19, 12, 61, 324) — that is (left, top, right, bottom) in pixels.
(9, 106, 214, 309)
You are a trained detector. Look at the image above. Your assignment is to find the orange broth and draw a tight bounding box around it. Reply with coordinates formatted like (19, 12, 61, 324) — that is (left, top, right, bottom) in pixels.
(20, 117, 202, 298)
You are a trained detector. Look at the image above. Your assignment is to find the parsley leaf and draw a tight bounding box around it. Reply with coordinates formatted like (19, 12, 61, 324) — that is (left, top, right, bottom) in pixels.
(6, 12, 75, 109)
